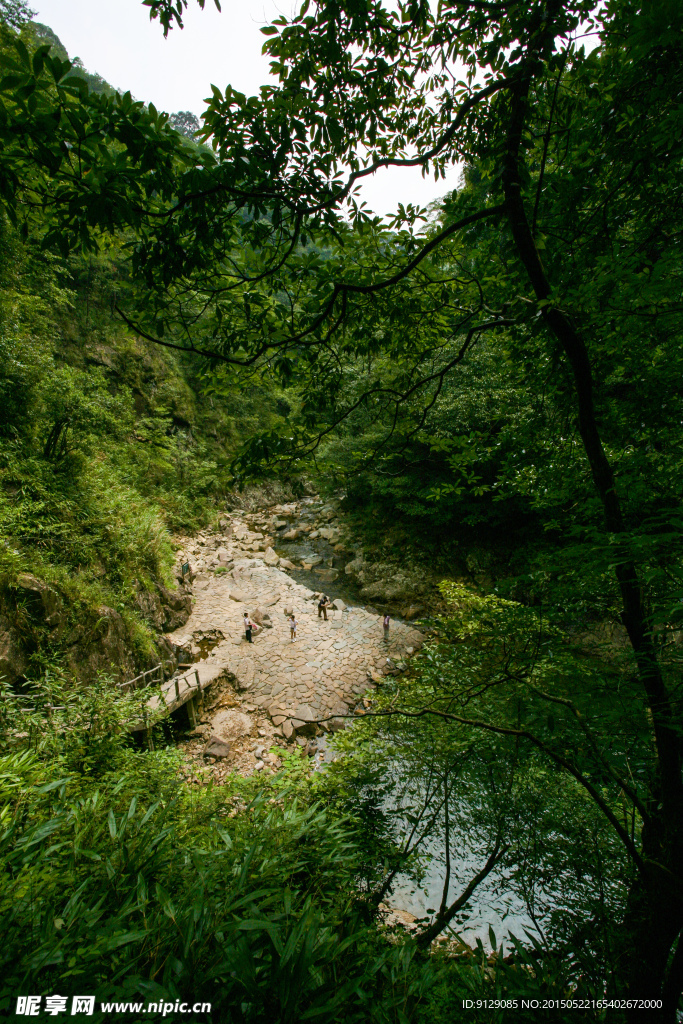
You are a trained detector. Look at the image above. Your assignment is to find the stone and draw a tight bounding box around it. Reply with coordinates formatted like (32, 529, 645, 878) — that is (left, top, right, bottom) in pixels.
(235, 657, 255, 691)
(210, 709, 254, 742)
(0, 621, 27, 686)
(203, 738, 231, 759)
(229, 589, 247, 603)
(315, 568, 339, 581)
(301, 552, 323, 569)
(405, 646, 415, 656)
(278, 558, 296, 570)
(271, 714, 286, 726)
(290, 703, 317, 735)
(264, 547, 280, 566)
(16, 573, 63, 628)
(283, 528, 301, 540)
(331, 599, 347, 611)
(281, 719, 295, 740)
(365, 605, 380, 616)
(157, 585, 192, 631)
(402, 605, 424, 620)
(309, 530, 320, 539)
(254, 760, 265, 771)
(251, 608, 265, 625)
(344, 557, 365, 576)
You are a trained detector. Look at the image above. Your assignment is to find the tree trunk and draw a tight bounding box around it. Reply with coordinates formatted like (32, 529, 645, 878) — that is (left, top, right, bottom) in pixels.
(620, 819, 683, 1020)
(500, 44, 683, 1014)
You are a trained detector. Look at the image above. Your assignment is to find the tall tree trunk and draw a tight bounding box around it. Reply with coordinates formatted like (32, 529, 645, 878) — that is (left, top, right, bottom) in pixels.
(500, 54, 683, 1011)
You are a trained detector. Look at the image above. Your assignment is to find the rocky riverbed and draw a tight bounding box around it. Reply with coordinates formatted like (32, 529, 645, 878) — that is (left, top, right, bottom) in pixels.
(169, 496, 425, 781)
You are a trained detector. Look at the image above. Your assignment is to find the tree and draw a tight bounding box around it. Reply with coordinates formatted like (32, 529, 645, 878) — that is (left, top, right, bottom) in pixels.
(169, 110, 200, 138)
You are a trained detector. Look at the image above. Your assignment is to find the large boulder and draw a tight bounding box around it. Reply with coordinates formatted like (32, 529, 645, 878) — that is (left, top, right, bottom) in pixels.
(15, 573, 63, 628)
(67, 605, 137, 682)
(210, 708, 254, 742)
(157, 585, 192, 632)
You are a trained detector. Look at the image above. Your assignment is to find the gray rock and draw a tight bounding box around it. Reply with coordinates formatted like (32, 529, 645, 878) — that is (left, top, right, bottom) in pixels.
(229, 589, 247, 603)
(157, 585, 192, 631)
(210, 709, 254, 742)
(264, 547, 280, 566)
(203, 737, 231, 759)
(281, 719, 295, 740)
(291, 703, 317, 736)
(331, 599, 347, 611)
(283, 528, 301, 540)
(16, 573, 64, 627)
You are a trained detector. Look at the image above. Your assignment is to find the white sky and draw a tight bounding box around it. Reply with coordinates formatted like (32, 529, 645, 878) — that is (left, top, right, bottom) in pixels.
(29, 0, 460, 217)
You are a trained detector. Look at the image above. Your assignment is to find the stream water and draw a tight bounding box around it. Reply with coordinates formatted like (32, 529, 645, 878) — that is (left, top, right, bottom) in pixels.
(267, 502, 536, 950)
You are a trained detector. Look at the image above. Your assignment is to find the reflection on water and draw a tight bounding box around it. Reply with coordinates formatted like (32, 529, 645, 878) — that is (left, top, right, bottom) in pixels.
(274, 506, 535, 949)
(391, 845, 535, 951)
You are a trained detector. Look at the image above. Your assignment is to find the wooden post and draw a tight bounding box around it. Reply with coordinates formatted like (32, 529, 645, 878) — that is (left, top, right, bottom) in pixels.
(187, 697, 197, 729)
(145, 727, 154, 751)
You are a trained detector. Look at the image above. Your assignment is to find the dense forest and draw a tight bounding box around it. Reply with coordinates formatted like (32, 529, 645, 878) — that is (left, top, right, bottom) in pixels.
(1, 0, 683, 1020)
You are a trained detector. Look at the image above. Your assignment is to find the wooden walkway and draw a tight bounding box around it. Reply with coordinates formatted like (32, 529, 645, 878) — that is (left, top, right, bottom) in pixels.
(120, 662, 212, 745)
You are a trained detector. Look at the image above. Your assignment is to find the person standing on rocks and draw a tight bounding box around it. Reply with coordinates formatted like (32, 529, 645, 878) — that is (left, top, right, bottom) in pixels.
(383, 612, 390, 642)
(244, 612, 254, 643)
(289, 613, 297, 641)
(318, 594, 330, 620)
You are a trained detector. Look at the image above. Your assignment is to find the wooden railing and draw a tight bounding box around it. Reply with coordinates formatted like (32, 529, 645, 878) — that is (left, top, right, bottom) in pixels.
(169, 668, 201, 702)
(118, 663, 166, 693)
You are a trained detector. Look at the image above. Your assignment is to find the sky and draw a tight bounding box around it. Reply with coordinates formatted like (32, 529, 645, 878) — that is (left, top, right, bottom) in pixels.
(29, 0, 461, 218)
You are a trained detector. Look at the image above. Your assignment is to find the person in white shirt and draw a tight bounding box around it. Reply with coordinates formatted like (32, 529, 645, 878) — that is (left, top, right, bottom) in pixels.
(289, 614, 297, 641)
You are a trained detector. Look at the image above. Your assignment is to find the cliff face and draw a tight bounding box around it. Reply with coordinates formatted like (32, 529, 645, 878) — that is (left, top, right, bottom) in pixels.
(0, 572, 192, 687)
